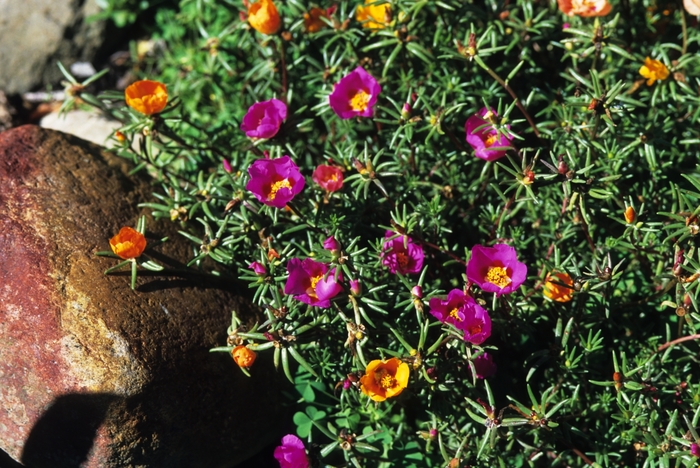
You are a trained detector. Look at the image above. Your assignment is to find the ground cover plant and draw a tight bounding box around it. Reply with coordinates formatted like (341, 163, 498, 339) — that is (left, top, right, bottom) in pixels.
(69, 0, 700, 466)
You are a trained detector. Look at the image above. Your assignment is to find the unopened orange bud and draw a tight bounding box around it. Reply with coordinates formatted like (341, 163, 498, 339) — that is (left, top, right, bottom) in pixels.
(624, 206, 636, 224)
(248, 0, 281, 35)
(231, 345, 257, 368)
(115, 131, 126, 143)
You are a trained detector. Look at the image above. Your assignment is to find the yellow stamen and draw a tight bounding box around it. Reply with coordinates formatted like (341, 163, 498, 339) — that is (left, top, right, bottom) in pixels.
(350, 90, 370, 112)
(449, 308, 463, 321)
(376, 369, 396, 389)
(486, 266, 511, 288)
(484, 133, 499, 148)
(268, 178, 292, 200)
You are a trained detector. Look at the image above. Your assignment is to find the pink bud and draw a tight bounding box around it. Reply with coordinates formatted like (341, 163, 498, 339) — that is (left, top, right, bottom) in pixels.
(401, 103, 411, 120)
(222, 158, 233, 173)
(411, 285, 423, 298)
(692, 443, 700, 457)
(342, 379, 351, 390)
(249, 261, 266, 275)
(350, 279, 362, 296)
(323, 236, 340, 251)
(562, 22, 570, 29)
(429, 429, 438, 439)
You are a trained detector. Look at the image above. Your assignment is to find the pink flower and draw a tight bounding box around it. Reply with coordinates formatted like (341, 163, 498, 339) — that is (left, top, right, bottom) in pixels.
(465, 107, 512, 162)
(240, 98, 287, 139)
(312, 164, 344, 192)
(273, 434, 309, 468)
(472, 352, 497, 379)
(323, 236, 340, 251)
(246, 156, 305, 208)
(329, 66, 381, 119)
(692, 443, 700, 458)
(466, 244, 527, 297)
(381, 231, 424, 275)
(249, 261, 266, 275)
(284, 258, 343, 308)
(429, 289, 492, 344)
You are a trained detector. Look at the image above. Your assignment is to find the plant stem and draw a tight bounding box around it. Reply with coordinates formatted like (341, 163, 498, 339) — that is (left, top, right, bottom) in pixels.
(657, 333, 700, 352)
(681, 7, 688, 56)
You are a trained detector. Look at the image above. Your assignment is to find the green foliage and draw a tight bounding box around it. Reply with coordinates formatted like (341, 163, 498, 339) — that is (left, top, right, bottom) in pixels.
(79, 0, 700, 466)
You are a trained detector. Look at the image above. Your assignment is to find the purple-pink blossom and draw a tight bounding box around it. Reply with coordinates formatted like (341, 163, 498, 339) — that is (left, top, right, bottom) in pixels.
(429, 289, 492, 344)
(329, 66, 381, 119)
(246, 156, 305, 209)
(240, 98, 287, 139)
(284, 258, 343, 308)
(466, 244, 527, 297)
(273, 434, 309, 468)
(249, 261, 266, 275)
(465, 107, 512, 162)
(381, 231, 424, 275)
(472, 352, 497, 379)
(692, 443, 700, 457)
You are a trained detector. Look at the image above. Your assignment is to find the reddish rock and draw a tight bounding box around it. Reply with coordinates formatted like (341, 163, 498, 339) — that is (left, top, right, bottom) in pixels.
(0, 126, 286, 467)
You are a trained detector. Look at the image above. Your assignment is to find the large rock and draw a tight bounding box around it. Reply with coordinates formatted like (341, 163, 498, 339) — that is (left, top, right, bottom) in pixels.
(0, 0, 110, 93)
(0, 126, 286, 467)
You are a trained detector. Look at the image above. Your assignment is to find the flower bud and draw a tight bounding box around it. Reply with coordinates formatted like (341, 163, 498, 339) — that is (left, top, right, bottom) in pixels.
(350, 279, 362, 296)
(624, 206, 636, 224)
(401, 103, 411, 120)
(222, 158, 233, 173)
(248, 0, 281, 35)
(411, 285, 423, 298)
(231, 345, 257, 368)
(249, 261, 266, 275)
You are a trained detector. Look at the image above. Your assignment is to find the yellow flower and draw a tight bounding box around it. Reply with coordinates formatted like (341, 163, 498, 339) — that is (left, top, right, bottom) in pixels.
(231, 345, 257, 368)
(360, 357, 409, 402)
(109, 227, 147, 260)
(248, 0, 281, 35)
(543, 272, 574, 303)
(639, 57, 669, 86)
(304, 7, 327, 33)
(124, 80, 168, 115)
(355, 0, 391, 30)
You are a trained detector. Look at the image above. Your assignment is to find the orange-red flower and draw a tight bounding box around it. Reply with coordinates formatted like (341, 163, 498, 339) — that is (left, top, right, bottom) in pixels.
(231, 345, 257, 368)
(543, 272, 574, 303)
(248, 0, 281, 35)
(360, 357, 409, 402)
(557, 0, 612, 17)
(639, 57, 669, 86)
(109, 227, 147, 260)
(355, 0, 391, 29)
(124, 80, 168, 115)
(304, 7, 327, 33)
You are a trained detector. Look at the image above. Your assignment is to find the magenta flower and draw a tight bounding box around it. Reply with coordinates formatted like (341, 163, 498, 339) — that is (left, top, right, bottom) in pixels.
(312, 164, 344, 192)
(692, 443, 700, 457)
(428, 289, 470, 329)
(462, 301, 492, 345)
(246, 156, 305, 209)
(465, 107, 512, 162)
(273, 434, 309, 468)
(466, 244, 527, 297)
(472, 352, 497, 379)
(329, 66, 381, 119)
(323, 236, 340, 251)
(381, 231, 424, 275)
(240, 98, 287, 139)
(284, 258, 343, 308)
(249, 261, 266, 275)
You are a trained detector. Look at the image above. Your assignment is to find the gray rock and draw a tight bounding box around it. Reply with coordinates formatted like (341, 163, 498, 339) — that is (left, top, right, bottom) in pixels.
(0, 0, 108, 93)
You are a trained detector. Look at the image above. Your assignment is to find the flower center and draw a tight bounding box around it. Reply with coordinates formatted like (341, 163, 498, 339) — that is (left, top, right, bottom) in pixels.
(350, 90, 370, 112)
(396, 252, 409, 268)
(449, 308, 463, 321)
(486, 266, 511, 288)
(467, 323, 482, 335)
(268, 178, 292, 201)
(305, 274, 323, 299)
(484, 133, 499, 148)
(376, 369, 396, 389)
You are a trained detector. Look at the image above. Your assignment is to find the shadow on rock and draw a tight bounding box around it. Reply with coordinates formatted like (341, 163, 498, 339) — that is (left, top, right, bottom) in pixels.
(20, 393, 121, 468)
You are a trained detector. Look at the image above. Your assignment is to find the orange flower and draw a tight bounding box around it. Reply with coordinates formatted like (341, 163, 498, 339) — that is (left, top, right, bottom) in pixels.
(557, 0, 612, 17)
(231, 345, 257, 368)
(248, 0, 281, 35)
(304, 7, 327, 33)
(124, 80, 168, 115)
(639, 57, 669, 86)
(355, 0, 391, 30)
(109, 227, 147, 260)
(543, 272, 574, 303)
(360, 357, 409, 402)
